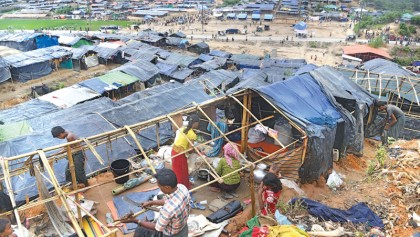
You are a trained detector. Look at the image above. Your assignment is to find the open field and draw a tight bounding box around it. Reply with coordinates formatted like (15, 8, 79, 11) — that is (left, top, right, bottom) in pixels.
(0, 19, 133, 30)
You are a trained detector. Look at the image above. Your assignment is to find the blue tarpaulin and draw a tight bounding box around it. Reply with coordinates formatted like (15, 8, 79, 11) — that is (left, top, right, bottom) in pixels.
(294, 21, 307, 30)
(79, 78, 110, 94)
(291, 198, 384, 228)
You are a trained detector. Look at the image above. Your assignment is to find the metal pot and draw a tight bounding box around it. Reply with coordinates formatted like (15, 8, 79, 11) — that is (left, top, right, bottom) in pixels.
(253, 163, 267, 183)
(198, 169, 210, 180)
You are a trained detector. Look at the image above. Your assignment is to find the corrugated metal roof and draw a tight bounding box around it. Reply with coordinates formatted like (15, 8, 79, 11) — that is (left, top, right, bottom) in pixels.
(343, 45, 391, 59)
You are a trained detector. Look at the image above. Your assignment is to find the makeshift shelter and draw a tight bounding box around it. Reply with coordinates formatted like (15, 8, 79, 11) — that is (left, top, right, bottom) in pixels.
(252, 13, 261, 21)
(156, 62, 194, 82)
(111, 60, 161, 88)
(227, 13, 236, 19)
(0, 58, 11, 83)
(3, 46, 73, 82)
(294, 21, 307, 31)
(237, 13, 248, 20)
(198, 69, 240, 92)
(187, 42, 210, 54)
(0, 120, 32, 142)
(0, 32, 59, 51)
(169, 32, 186, 38)
(210, 50, 232, 58)
(38, 85, 100, 108)
(138, 33, 166, 47)
(58, 36, 93, 48)
(90, 46, 124, 64)
(164, 52, 201, 67)
(359, 58, 416, 77)
(192, 57, 227, 72)
(343, 45, 392, 62)
(264, 14, 273, 21)
(0, 99, 58, 124)
(70, 47, 99, 71)
(0, 46, 20, 57)
(166, 37, 189, 49)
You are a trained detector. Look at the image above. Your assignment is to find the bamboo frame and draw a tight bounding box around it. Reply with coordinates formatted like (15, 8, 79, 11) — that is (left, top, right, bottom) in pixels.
(0, 88, 307, 237)
(66, 145, 83, 227)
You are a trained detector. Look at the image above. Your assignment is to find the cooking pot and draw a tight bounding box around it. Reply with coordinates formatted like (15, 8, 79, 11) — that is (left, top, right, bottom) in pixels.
(253, 163, 267, 183)
(198, 169, 210, 180)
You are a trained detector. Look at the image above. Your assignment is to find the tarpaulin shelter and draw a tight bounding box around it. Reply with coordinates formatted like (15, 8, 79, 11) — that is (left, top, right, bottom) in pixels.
(0, 32, 59, 51)
(264, 14, 273, 21)
(3, 46, 72, 82)
(70, 47, 99, 71)
(58, 36, 93, 48)
(169, 32, 186, 38)
(187, 42, 210, 54)
(0, 121, 32, 142)
(91, 33, 131, 42)
(38, 84, 100, 108)
(0, 58, 11, 83)
(111, 60, 161, 87)
(118, 81, 183, 104)
(257, 74, 345, 182)
(252, 13, 261, 20)
(198, 69, 240, 92)
(309, 66, 376, 155)
(227, 13, 236, 19)
(192, 57, 227, 72)
(0, 99, 58, 124)
(294, 21, 307, 31)
(210, 50, 232, 58)
(199, 54, 214, 62)
(164, 52, 201, 67)
(359, 58, 417, 77)
(238, 13, 248, 20)
(155, 61, 194, 82)
(88, 45, 124, 64)
(166, 37, 189, 49)
(0, 46, 20, 57)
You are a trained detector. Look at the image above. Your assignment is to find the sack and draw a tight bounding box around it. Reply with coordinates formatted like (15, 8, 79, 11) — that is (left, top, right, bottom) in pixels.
(207, 200, 242, 223)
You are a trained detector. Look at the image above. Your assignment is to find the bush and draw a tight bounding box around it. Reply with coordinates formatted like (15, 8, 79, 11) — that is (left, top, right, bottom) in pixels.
(412, 15, 420, 26)
(368, 37, 385, 48)
(222, 0, 240, 7)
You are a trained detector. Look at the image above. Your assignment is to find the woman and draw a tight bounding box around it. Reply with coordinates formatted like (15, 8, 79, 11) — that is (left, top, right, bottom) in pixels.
(171, 114, 200, 189)
(210, 143, 241, 193)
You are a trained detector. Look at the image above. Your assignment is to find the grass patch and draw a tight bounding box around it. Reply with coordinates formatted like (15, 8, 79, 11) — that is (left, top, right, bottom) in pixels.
(0, 19, 133, 31)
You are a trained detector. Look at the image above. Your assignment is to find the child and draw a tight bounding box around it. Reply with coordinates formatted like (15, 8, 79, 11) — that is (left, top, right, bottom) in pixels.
(0, 218, 16, 237)
(268, 164, 282, 179)
(258, 173, 282, 215)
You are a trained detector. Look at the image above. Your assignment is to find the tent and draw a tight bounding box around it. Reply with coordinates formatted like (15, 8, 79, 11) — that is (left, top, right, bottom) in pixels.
(252, 13, 261, 20)
(0, 32, 59, 51)
(3, 46, 72, 82)
(58, 36, 93, 48)
(166, 37, 189, 48)
(264, 14, 273, 21)
(238, 13, 248, 20)
(198, 69, 240, 91)
(210, 50, 231, 58)
(294, 21, 307, 30)
(38, 85, 100, 108)
(156, 62, 194, 82)
(164, 52, 201, 67)
(192, 57, 227, 72)
(187, 42, 210, 54)
(0, 58, 11, 83)
(169, 32, 186, 38)
(0, 99, 58, 124)
(257, 74, 344, 182)
(359, 58, 416, 77)
(70, 47, 99, 71)
(227, 13, 236, 19)
(111, 61, 161, 87)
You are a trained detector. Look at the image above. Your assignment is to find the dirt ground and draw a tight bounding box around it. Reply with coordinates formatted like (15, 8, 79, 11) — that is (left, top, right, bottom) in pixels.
(0, 64, 119, 108)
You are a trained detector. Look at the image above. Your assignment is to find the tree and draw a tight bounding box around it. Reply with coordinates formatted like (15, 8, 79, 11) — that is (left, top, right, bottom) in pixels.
(369, 37, 385, 48)
(411, 16, 420, 26)
(399, 23, 411, 36)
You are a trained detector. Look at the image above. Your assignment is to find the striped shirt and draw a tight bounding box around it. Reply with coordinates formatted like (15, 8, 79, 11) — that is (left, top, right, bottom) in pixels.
(155, 184, 190, 235)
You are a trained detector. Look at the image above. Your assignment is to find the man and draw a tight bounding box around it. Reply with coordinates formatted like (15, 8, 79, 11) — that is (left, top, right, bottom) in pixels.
(122, 168, 190, 237)
(51, 126, 88, 188)
(378, 102, 406, 139)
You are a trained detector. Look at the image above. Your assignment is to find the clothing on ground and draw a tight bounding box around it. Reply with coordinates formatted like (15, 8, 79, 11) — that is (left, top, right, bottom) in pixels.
(156, 184, 190, 236)
(171, 149, 190, 189)
(215, 158, 241, 185)
(268, 225, 309, 237)
(206, 122, 228, 157)
(65, 150, 88, 186)
(290, 198, 384, 228)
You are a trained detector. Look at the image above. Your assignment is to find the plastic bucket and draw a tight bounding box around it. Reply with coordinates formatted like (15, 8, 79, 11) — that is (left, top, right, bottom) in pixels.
(110, 159, 130, 184)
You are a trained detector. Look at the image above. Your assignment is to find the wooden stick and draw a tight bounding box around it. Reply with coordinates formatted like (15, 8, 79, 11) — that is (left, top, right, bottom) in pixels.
(83, 138, 104, 165)
(37, 150, 85, 237)
(155, 123, 161, 148)
(241, 93, 249, 154)
(0, 158, 23, 235)
(67, 197, 112, 233)
(249, 164, 256, 217)
(124, 126, 156, 174)
(66, 145, 83, 227)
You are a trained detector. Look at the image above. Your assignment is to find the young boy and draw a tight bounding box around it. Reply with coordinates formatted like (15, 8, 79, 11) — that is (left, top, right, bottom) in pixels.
(51, 126, 89, 188)
(258, 173, 282, 215)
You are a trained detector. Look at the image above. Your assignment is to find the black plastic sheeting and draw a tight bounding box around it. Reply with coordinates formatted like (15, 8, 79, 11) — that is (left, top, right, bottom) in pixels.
(0, 99, 58, 124)
(27, 97, 118, 131)
(256, 74, 344, 183)
(118, 81, 183, 104)
(0, 114, 135, 202)
(100, 81, 215, 127)
(309, 66, 376, 155)
(112, 60, 160, 83)
(0, 58, 11, 83)
(198, 69, 240, 91)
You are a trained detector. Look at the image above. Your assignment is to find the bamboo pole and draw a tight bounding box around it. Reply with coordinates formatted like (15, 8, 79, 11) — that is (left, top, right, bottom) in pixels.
(230, 95, 287, 148)
(37, 150, 85, 237)
(249, 164, 256, 217)
(155, 123, 161, 148)
(67, 197, 113, 233)
(166, 115, 223, 183)
(66, 145, 83, 227)
(0, 158, 23, 234)
(124, 126, 156, 174)
(83, 138, 104, 165)
(241, 93, 249, 154)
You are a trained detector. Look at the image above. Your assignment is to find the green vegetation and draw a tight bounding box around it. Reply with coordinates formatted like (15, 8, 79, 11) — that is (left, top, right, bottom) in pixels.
(365, 0, 419, 12)
(368, 36, 385, 48)
(399, 23, 417, 37)
(391, 46, 420, 66)
(375, 146, 387, 168)
(222, 0, 240, 7)
(0, 19, 132, 31)
(412, 16, 420, 26)
(54, 6, 75, 15)
(354, 12, 402, 33)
